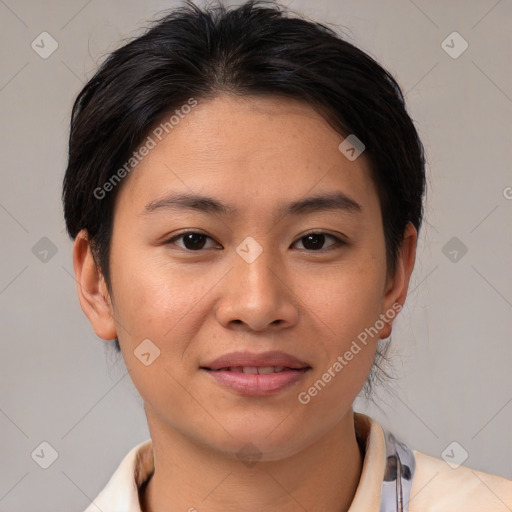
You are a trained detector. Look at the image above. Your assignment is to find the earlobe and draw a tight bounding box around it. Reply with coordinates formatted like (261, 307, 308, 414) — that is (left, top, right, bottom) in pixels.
(379, 223, 418, 339)
(72, 229, 117, 341)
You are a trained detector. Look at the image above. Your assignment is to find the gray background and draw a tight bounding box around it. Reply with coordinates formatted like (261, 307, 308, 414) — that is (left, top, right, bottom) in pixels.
(0, 0, 511, 510)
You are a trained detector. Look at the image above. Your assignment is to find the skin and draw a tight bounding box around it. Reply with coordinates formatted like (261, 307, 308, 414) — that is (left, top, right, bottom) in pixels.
(73, 94, 417, 512)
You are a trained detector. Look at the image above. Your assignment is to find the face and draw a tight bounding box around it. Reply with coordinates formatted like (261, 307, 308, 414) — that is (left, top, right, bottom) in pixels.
(75, 94, 415, 461)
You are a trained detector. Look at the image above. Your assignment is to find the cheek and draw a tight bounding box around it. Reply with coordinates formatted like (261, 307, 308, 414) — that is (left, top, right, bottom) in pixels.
(109, 249, 212, 351)
(296, 257, 386, 397)
(110, 260, 215, 425)
(295, 270, 383, 418)
(302, 259, 385, 342)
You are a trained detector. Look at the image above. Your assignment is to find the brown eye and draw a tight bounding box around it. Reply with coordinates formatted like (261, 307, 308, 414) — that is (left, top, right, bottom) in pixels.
(293, 232, 343, 251)
(302, 234, 326, 250)
(166, 232, 219, 251)
(182, 233, 207, 250)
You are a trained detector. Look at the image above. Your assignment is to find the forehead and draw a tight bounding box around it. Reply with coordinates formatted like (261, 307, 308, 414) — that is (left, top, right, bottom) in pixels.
(113, 94, 379, 220)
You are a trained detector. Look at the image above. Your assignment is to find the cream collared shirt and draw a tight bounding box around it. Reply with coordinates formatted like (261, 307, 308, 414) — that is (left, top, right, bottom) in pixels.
(84, 413, 512, 511)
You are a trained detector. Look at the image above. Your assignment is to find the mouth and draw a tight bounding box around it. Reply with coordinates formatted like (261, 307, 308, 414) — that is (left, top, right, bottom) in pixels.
(206, 366, 302, 374)
(200, 351, 311, 396)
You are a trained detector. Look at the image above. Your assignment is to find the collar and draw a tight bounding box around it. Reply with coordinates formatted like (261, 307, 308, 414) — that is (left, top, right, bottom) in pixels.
(84, 412, 415, 512)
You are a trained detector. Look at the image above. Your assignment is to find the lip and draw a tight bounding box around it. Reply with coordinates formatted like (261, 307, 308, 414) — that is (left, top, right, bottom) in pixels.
(200, 350, 311, 396)
(202, 350, 310, 371)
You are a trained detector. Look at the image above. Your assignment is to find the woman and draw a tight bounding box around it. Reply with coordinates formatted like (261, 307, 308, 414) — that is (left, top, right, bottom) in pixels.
(62, 1, 512, 510)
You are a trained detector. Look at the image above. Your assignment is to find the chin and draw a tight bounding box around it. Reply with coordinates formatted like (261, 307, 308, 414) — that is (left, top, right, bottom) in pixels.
(204, 415, 317, 462)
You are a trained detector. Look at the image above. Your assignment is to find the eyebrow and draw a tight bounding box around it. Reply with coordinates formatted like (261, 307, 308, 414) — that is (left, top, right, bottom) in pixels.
(142, 191, 362, 217)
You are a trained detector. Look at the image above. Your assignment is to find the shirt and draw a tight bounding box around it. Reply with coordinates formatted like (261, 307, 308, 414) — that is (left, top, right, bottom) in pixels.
(84, 413, 512, 511)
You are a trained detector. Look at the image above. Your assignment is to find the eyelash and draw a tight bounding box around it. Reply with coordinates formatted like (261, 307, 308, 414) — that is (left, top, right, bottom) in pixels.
(164, 231, 346, 252)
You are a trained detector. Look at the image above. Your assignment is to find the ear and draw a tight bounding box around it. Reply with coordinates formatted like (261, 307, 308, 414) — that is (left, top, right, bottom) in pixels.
(379, 222, 417, 339)
(72, 229, 117, 341)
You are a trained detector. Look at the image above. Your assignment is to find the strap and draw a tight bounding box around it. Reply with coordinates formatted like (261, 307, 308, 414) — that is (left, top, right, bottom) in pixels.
(379, 429, 416, 512)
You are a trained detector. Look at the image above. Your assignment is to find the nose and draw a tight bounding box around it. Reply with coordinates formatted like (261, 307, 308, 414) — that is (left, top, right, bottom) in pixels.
(215, 243, 299, 332)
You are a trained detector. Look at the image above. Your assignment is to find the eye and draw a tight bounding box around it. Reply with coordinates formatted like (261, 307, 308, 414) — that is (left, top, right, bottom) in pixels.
(292, 232, 344, 251)
(165, 231, 344, 252)
(166, 232, 220, 251)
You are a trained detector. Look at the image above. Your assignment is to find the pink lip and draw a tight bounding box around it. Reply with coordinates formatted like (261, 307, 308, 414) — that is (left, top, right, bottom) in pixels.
(202, 350, 310, 370)
(200, 350, 311, 396)
(203, 368, 310, 396)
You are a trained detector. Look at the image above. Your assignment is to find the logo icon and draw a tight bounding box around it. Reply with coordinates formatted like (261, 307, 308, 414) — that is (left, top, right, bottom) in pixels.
(31, 441, 59, 469)
(134, 338, 161, 366)
(338, 134, 366, 161)
(236, 236, 263, 264)
(441, 441, 469, 469)
(31, 32, 59, 59)
(32, 237, 58, 263)
(442, 236, 468, 263)
(237, 442, 262, 467)
(441, 32, 468, 59)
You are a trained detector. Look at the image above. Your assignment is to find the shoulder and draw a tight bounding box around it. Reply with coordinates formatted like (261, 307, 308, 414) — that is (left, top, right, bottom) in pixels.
(410, 450, 512, 512)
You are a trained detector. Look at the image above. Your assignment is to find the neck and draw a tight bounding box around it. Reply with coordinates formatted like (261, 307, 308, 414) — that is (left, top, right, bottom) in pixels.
(140, 410, 364, 512)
